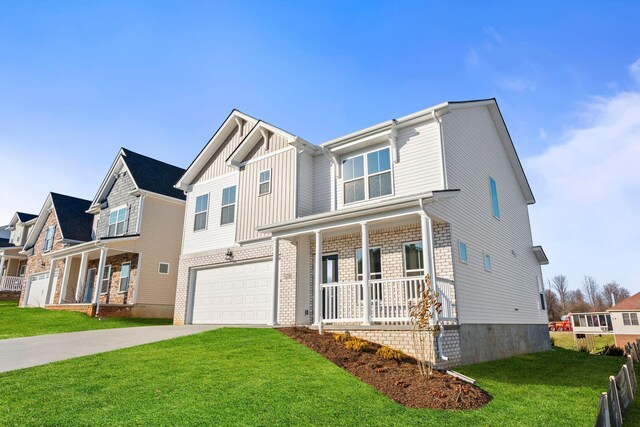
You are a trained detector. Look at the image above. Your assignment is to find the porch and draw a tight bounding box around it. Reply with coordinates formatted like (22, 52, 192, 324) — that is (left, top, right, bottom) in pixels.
(0, 250, 27, 292)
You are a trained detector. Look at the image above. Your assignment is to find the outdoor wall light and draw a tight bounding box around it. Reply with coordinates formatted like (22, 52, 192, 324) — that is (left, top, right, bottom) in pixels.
(225, 249, 234, 261)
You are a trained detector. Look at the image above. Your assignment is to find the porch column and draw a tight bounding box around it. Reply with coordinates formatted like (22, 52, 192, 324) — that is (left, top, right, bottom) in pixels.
(44, 260, 57, 306)
(361, 222, 371, 325)
(94, 247, 108, 316)
(269, 237, 280, 326)
(420, 213, 437, 323)
(58, 256, 73, 304)
(75, 251, 90, 302)
(0, 255, 5, 278)
(313, 230, 322, 325)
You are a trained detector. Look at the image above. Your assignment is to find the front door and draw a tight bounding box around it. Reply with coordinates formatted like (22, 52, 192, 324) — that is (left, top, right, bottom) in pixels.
(322, 255, 339, 319)
(83, 268, 97, 303)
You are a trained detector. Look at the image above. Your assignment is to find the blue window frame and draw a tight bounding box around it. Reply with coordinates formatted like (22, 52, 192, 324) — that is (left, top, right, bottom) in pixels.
(489, 177, 500, 219)
(484, 253, 492, 272)
(459, 241, 468, 263)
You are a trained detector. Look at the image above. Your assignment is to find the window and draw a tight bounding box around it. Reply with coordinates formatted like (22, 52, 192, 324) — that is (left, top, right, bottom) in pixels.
(19, 265, 26, 277)
(194, 194, 209, 231)
(459, 241, 468, 263)
(107, 206, 128, 237)
(537, 275, 545, 310)
(632, 313, 639, 326)
(100, 265, 112, 295)
(623, 313, 631, 325)
(119, 262, 131, 293)
(403, 242, 424, 277)
(356, 247, 382, 280)
(43, 226, 56, 252)
(587, 315, 594, 327)
(489, 177, 500, 219)
(220, 186, 236, 225)
(484, 253, 492, 272)
(259, 169, 271, 195)
(343, 147, 392, 204)
(158, 262, 170, 275)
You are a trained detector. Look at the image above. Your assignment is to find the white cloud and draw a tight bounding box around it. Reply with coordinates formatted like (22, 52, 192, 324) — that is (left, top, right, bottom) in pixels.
(498, 77, 536, 92)
(526, 89, 640, 292)
(630, 58, 640, 83)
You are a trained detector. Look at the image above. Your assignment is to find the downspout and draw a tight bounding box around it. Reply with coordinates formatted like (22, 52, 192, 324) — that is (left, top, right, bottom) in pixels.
(419, 197, 448, 362)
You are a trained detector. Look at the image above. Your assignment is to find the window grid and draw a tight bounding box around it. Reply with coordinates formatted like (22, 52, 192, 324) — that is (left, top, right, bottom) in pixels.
(100, 265, 112, 295)
(221, 186, 236, 225)
(118, 262, 131, 293)
(108, 207, 128, 237)
(342, 147, 392, 204)
(259, 169, 271, 195)
(194, 194, 209, 231)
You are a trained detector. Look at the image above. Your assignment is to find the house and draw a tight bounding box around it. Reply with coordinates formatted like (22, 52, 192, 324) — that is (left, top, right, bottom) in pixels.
(0, 212, 38, 292)
(607, 293, 640, 347)
(19, 148, 186, 318)
(173, 99, 549, 367)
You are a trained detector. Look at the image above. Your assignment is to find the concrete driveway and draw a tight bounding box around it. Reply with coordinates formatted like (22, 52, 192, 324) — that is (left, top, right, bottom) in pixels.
(0, 325, 220, 373)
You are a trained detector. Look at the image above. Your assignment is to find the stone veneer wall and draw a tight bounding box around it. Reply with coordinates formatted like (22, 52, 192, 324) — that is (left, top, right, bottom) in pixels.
(86, 253, 139, 305)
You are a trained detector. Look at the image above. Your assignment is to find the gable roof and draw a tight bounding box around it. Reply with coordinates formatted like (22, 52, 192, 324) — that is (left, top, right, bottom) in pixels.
(23, 192, 93, 251)
(175, 109, 259, 190)
(0, 238, 14, 248)
(91, 148, 186, 208)
(16, 212, 37, 223)
(609, 292, 640, 311)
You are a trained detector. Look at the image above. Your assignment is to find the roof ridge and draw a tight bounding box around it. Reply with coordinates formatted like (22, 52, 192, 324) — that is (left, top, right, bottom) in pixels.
(121, 147, 185, 172)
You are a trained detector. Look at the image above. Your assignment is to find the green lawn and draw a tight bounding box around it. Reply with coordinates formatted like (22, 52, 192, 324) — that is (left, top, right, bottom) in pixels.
(0, 328, 626, 426)
(550, 331, 614, 353)
(0, 301, 171, 339)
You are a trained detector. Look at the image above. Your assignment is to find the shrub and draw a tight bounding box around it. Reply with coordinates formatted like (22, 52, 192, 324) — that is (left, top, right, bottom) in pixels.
(376, 346, 406, 361)
(333, 332, 351, 343)
(344, 338, 368, 352)
(602, 345, 625, 357)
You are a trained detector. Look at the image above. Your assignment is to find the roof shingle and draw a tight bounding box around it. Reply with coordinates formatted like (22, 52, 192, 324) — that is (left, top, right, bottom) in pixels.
(121, 148, 186, 200)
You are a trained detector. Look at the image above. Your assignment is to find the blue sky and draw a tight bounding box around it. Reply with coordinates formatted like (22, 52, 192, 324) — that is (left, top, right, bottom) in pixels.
(1, 2, 639, 292)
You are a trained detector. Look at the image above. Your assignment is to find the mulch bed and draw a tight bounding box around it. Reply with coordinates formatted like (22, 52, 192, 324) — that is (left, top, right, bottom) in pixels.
(279, 327, 492, 410)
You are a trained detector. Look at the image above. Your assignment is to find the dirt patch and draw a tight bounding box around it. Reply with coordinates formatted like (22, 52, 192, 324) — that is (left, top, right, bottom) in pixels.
(279, 327, 492, 410)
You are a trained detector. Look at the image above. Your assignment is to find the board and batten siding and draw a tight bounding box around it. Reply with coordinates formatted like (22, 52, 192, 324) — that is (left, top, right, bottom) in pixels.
(240, 133, 290, 163)
(334, 120, 445, 210)
(426, 105, 547, 325)
(312, 154, 334, 214)
(181, 172, 239, 255)
(194, 120, 255, 183)
(135, 195, 185, 306)
(297, 151, 314, 217)
(236, 148, 297, 242)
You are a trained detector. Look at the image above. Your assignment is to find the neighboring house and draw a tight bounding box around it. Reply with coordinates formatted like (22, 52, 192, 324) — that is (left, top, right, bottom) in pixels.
(18, 193, 94, 308)
(20, 148, 186, 318)
(607, 293, 640, 347)
(0, 212, 38, 292)
(173, 98, 550, 367)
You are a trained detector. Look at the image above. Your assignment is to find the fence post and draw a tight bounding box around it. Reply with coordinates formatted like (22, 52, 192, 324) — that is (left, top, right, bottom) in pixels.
(628, 356, 638, 395)
(608, 376, 623, 427)
(622, 365, 635, 401)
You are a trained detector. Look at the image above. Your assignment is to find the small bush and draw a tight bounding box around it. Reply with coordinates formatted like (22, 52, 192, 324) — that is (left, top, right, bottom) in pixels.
(333, 332, 351, 343)
(376, 346, 406, 361)
(602, 345, 625, 357)
(345, 338, 368, 352)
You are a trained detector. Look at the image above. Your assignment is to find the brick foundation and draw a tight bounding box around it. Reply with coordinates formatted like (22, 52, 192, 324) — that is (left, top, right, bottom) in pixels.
(615, 334, 640, 348)
(0, 291, 20, 301)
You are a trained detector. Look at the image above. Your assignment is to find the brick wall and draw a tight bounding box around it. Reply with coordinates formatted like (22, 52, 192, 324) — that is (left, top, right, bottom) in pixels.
(615, 334, 640, 348)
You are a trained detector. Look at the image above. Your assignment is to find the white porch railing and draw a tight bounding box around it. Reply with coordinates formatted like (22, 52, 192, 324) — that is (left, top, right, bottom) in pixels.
(0, 276, 24, 292)
(321, 277, 456, 324)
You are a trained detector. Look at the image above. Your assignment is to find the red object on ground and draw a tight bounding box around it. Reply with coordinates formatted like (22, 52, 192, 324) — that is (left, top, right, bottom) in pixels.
(548, 316, 573, 332)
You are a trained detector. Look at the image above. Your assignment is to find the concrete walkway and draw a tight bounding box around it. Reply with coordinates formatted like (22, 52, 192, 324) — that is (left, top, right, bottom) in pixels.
(0, 325, 220, 373)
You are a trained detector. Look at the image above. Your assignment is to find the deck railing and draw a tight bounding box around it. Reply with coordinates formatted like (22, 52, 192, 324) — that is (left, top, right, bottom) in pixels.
(321, 276, 456, 324)
(0, 276, 24, 292)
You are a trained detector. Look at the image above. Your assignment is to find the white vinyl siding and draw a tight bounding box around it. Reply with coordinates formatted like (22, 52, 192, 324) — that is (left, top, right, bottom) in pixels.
(182, 172, 238, 255)
(297, 151, 314, 217)
(258, 169, 271, 196)
(426, 105, 546, 325)
(312, 154, 334, 214)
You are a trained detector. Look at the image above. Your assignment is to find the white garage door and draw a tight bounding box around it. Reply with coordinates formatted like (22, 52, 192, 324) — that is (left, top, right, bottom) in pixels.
(191, 260, 273, 324)
(27, 272, 51, 307)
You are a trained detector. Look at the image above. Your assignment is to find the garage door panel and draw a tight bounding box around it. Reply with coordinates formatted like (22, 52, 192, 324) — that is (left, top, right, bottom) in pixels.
(191, 260, 272, 325)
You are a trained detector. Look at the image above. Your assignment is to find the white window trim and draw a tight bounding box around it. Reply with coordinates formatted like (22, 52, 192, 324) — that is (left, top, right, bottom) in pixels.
(43, 226, 55, 253)
(342, 146, 395, 205)
(258, 169, 272, 196)
(100, 265, 112, 295)
(158, 262, 170, 275)
(458, 240, 468, 264)
(220, 186, 237, 226)
(193, 193, 210, 232)
(355, 246, 383, 280)
(483, 252, 492, 272)
(107, 205, 129, 237)
(118, 262, 131, 293)
(402, 241, 424, 277)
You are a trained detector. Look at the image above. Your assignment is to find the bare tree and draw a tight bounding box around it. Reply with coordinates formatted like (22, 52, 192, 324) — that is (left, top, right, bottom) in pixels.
(602, 281, 631, 308)
(582, 275, 601, 310)
(550, 275, 569, 314)
(545, 289, 561, 321)
(568, 289, 591, 313)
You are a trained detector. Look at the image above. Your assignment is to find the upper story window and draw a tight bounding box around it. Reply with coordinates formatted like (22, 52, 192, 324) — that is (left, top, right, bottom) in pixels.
(43, 226, 56, 252)
(489, 177, 500, 219)
(403, 242, 424, 277)
(459, 241, 468, 263)
(221, 186, 236, 225)
(194, 194, 209, 231)
(343, 147, 392, 204)
(259, 169, 271, 196)
(107, 206, 128, 237)
(484, 253, 492, 272)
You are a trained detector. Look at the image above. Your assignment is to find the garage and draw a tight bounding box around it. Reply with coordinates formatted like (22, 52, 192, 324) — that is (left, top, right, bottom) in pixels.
(190, 260, 273, 324)
(26, 272, 51, 307)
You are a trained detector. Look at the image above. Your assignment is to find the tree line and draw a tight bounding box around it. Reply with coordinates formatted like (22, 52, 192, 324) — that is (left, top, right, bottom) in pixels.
(545, 275, 631, 321)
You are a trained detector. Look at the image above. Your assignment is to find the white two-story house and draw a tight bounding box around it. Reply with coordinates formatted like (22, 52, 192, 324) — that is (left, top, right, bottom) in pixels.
(173, 99, 550, 367)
